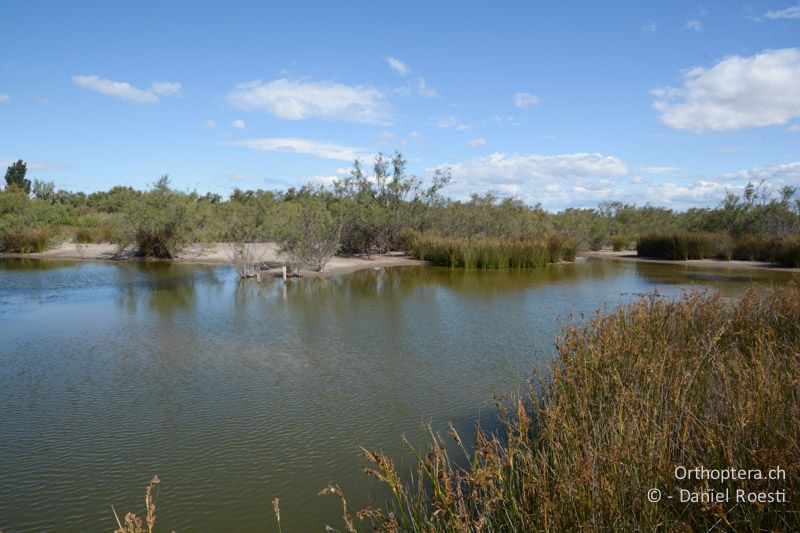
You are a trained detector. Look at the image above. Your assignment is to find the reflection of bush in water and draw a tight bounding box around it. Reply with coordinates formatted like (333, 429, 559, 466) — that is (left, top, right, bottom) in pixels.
(114, 263, 221, 315)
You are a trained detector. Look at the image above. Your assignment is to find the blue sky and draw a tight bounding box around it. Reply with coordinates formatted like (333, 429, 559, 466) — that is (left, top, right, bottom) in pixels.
(1, 1, 799, 210)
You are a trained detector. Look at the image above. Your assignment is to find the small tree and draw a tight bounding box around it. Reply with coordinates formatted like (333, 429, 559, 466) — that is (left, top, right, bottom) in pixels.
(277, 191, 341, 272)
(5, 159, 31, 194)
(32, 179, 57, 203)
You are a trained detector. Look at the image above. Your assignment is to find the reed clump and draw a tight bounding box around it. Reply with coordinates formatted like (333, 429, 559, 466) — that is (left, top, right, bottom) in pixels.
(407, 232, 576, 268)
(638, 231, 800, 266)
(350, 285, 800, 531)
(1, 227, 51, 253)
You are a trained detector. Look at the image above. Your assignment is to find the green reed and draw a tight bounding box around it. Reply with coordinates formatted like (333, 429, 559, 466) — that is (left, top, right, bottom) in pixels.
(407, 232, 577, 268)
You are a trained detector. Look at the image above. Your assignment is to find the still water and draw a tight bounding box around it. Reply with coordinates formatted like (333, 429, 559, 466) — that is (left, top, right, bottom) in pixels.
(0, 258, 794, 531)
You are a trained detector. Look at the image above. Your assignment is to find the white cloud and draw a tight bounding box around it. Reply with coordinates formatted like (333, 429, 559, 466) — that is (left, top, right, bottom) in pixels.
(642, 21, 657, 33)
(416, 78, 438, 98)
(685, 19, 703, 31)
(717, 161, 800, 183)
(652, 48, 800, 132)
(204, 120, 217, 129)
(432, 115, 471, 130)
(0, 93, 10, 103)
(514, 92, 541, 108)
(640, 165, 679, 174)
(70, 75, 183, 104)
(765, 4, 800, 19)
(386, 56, 409, 76)
(223, 137, 363, 161)
(230, 119, 246, 129)
(377, 131, 395, 144)
(788, 123, 800, 132)
(468, 137, 486, 147)
(225, 78, 390, 124)
(492, 115, 520, 126)
(644, 180, 731, 206)
(149, 81, 183, 97)
(431, 152, 630, 208)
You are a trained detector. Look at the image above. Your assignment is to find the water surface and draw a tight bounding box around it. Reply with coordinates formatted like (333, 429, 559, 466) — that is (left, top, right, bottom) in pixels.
(0, 258, 794, 531)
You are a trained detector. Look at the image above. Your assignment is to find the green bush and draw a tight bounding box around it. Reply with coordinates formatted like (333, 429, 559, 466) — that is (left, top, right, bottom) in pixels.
(120, 176, 196, 258)
(611, 235, 627, 251)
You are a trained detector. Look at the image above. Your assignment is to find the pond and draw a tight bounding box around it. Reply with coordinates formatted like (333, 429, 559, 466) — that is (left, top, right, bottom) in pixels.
(0, 258, 795, 531)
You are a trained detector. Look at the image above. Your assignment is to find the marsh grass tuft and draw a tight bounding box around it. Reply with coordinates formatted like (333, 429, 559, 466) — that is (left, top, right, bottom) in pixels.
(407, 232, 576, 268)
(638, 231, 800, 266)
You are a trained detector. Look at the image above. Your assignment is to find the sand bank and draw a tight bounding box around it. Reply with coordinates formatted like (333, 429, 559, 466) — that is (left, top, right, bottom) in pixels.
(581, 249, 799, 272)
(0, 242, 425, 276)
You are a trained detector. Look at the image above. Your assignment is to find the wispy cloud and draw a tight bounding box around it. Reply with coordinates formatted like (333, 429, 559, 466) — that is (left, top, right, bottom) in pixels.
(642, 20, 657, 33)
(765, 3, 800, 19)
(223, 137, 363, 161)
(0, 159, 74, 172)
(204, 120, 216, 129)
(652, 48, 800, 132)
(640, 165, 679, 174)
(71, 75, 183, 104)
(432, 114, 471, 130)
(416, 78, 438, 98)
(685, 19, 703, 31)
(468, 137, 486, 147)
(386, 56, 410, 76)
(717, 161, 800, 183)
(514, 92, 541, 108)
(230, 119, 246, 129)
(225, 78, 390, 124)
(0, 93, 10, 103)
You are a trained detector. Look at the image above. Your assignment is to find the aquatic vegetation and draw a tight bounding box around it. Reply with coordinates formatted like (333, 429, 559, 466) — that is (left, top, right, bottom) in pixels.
(407, 232, 576, 268)
(639, 231, 800, 266)
(112, 475, 159, 533)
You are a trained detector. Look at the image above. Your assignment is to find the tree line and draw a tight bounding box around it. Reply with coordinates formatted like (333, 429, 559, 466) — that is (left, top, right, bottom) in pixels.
(3, 155, 799, 269)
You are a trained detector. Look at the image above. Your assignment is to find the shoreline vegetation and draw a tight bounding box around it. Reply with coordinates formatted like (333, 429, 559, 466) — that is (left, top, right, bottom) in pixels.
(3, 155, 800, 274)
(637, 231, 800, 267)
(114, 285, 800, 531)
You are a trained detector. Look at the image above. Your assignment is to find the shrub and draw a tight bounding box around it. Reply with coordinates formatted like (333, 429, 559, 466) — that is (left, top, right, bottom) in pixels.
(277, 194, 341, 272)
(120, 176, 195, 258)
(1, 227, 50, 252)
(611, 235, 627, 251)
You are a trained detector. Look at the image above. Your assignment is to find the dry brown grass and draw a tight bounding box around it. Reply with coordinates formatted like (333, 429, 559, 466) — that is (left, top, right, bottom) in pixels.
(350, 285, 800, 531)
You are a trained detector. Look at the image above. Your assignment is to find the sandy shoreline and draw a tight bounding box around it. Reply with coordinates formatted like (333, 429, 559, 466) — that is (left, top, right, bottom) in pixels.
(3, 243, 797, 275)
(0, 242, 426, 276)
(581, 249, 800, 272)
